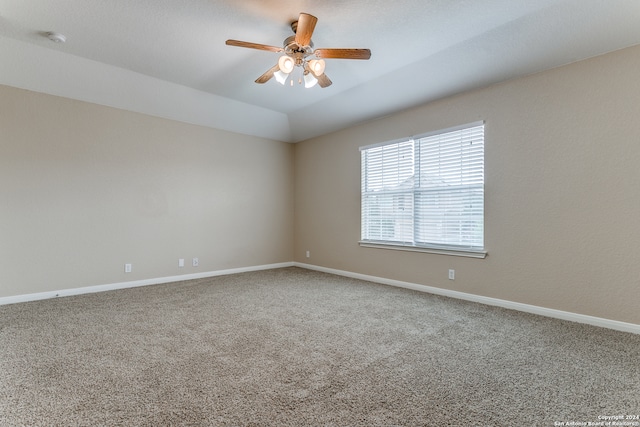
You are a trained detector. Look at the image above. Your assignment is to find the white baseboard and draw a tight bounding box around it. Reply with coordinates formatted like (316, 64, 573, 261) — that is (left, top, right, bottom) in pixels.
(294, 262, 640, 335)
(3, 261, 638, 335)
(0, 262, 294, 306)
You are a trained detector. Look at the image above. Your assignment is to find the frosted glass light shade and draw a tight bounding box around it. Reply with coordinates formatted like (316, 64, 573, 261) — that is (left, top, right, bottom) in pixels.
(274, 70, 288, 85)
(308, 59, 325, 77)
(304, 72, 318, 88)
(278, 55, 295, 74)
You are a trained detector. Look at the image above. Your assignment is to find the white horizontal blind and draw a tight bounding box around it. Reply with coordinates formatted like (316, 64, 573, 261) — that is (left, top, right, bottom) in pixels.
(361, 140, 414, 243)
(361, 123, 484, 251)
(415, 124, 484, 249)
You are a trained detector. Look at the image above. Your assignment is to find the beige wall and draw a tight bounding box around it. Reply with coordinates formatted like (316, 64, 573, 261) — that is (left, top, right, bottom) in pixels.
(3, 44, 639, 326)
(294, 44, 640, 325)
(0, 85, 294, 297)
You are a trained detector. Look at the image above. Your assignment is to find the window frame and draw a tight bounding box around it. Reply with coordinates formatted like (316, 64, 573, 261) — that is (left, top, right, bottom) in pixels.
(359, 121, 487, 259)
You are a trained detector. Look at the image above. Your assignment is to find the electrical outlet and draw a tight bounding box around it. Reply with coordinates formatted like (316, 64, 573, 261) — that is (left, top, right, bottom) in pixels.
(192, 257, 199, 267)
(306, 250, 310, 258)
(178, 258, 184, 267)
(448, 269, 455, 280)
(125, 263, 132, 273)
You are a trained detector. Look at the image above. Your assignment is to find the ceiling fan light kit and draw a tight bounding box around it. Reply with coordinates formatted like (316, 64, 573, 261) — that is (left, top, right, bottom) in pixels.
(225, 12, 371, 89)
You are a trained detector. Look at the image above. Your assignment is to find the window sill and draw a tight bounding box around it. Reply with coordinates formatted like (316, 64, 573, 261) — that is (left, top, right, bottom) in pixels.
(359, 241, 487, 259)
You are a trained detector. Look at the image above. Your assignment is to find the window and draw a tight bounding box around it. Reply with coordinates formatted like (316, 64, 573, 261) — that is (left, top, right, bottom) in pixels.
(360, 122, 485, 257)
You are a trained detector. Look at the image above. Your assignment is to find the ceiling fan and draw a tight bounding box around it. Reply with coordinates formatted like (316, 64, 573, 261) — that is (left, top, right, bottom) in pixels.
(225, 12, 371, 88)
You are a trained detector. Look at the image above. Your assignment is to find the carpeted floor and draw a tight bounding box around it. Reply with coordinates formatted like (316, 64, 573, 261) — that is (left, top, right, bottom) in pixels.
(1, 267, 639, 426)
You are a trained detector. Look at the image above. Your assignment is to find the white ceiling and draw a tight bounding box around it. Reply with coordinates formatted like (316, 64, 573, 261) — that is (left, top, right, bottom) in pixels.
(1, 0, 640, 142)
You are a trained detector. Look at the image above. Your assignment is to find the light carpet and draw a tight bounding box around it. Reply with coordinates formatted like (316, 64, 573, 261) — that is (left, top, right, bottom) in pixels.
(1, 267, 639, 426)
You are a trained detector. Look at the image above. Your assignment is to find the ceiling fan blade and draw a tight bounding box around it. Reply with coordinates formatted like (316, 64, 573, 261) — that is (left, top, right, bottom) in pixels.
(295, 13, 318, 47)
(255, 64, 280, 84)
(317, 73, 332, 88)
(314, 48, 371, 60)
(226, 39, 283, 53)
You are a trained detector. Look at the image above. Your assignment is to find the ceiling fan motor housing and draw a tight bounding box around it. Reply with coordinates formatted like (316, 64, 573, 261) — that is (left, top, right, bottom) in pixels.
(283, 36, 313, 54)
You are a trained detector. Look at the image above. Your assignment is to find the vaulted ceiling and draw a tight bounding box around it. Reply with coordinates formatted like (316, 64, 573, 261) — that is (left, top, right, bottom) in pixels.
(2, 0, 640, 142)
